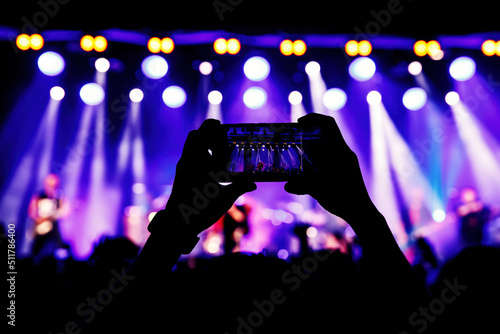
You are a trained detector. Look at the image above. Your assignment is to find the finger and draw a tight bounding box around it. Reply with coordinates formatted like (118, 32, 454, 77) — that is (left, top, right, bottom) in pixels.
(284, 176, 311, 195)
(218, 178, 257, 208)
(298, 113, 349, 149)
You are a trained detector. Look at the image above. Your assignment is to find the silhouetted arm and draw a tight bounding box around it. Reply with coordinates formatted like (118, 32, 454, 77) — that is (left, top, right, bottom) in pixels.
(285, 114, 431, 331)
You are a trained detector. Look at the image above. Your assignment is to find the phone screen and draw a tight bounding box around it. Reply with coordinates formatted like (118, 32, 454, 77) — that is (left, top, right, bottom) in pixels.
(220, 123, 320, 182)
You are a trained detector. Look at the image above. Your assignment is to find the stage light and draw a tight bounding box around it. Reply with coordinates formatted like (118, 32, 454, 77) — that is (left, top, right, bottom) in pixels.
(305, 61, 321, 76)
(50, 86, 65, 101)
(208, 90, 223, 105)
(414, 40, 427, 57)
(16, 34, 31, 50)
(495, 41, 500, 56)
(243, 56, 270, 81)
(445, 91, 460, 106)
(366, 90, 382, 105)
(95, 57, 110, 73)
(141, 55, 168, 79)
(94, 36, 107, 52)
(408, 61, 422, 76)
(358, 40, 372, 56)
(349, 57, 376, 81)
(30, 34, 44, 50)
(129, 88, 144, 103)
(432, 209, 446, 223)
(160, 37, 175, 53)
(288, 91, 303, 105)
(481, 40, 495, 56)
(280, 39, 293, 56)
(214, 38, 227, 54)
(426, 40, 441, 57)
(345, 40, 358, 56)
(227, 38, 240, 54)
(243, 86, 267, 109)
(292, 40, 306, 56)
(37, 51, 65, 76)
(449, 56, 476, 81)
(162, 85, 186, 108)
(80, 35, 94, 51)
(147, 37, 161, 53)
(402, 87, 427, 110)
(199, 61, 213, 75)
(323, 88, 347, 111)
(80, 83, 105, 106)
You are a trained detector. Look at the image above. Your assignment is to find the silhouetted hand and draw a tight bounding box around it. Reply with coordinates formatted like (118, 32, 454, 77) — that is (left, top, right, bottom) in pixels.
(162, 119, 257, 236)
(285, 114, 375, 223)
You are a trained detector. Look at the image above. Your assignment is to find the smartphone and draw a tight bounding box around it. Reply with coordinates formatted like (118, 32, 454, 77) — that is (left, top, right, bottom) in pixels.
(217, 123, 321, 182)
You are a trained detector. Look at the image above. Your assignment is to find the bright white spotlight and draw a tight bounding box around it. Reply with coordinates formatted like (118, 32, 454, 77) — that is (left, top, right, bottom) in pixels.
(288, 91, 303, 105)
(95, 58, 110, 73)
(162, 85, 186, 108)
(323, 88, 347, 111)
(80, 83, 105, 106)
(50, 86, 65, 101)
(305, 61, 321, 76)
(445, 91, 460, 106)
(129, 88, 144, 103)
(349, 57, 376, 82)
(243, 56, 270, 81)
(402, 87, 427, 110)
(208, 90, 223, 105)
(432, 209, 446, 223)
(141, 55, 168, 79)
(199, 61, 213, 75)
(408, 61, 422, 76)
(37, 51, 65, 76)
(243, 86, 267, 109)
(366, 90, 382, 105)
(449, 56, 476, 81)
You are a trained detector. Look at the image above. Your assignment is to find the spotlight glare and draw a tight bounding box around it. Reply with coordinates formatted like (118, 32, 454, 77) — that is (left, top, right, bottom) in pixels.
(449, 56, 476, 81)
(402, 87, 427, 111)
(30, 34, 44, 50)
(161, 37, 174, 53)
(288, 91, 303, 105)
(358, 40, 372, 56)
(95, 57, 110, 72)
(426, 40, 441, 57)
(162, 85, 186, 108)
(80, 83, 105, 106)
(280, 39, 293, 56)
(37, 51, 65, 76)
(129, 88, 144, 103)
(93, 36, 107, 52)
(349, 57, 376, 81)
(226, 38, 241, 54)
(366, 91, 382, 105)
(414, 40, 427, 57)
(80, 35, 94, 51)
(50, 86, 65, 101)
(243, 87, 267, 109)
(432, 209, 446, 223)
(323, 88, 347, 111)
(147, 37, 161, 53)
(445, 91, 460, 106)
(345, 40, 358, 56)
(16, 34, 31, 50)
(141, 55, 168, 79)
(292, 40, 306, 56)
(214, 38, 227, 54)
(481, 40, 496, 56)
(243, 56, 270, 81)
(199, 61, 213, 75)
(208, 90, 223, 105)
(305, 61, 321, 76)
(408, 61, 422, 76)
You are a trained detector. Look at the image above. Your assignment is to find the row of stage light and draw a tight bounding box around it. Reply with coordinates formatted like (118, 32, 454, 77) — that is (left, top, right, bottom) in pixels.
(14, 32, 500, 57)
(38, 49, 479, 112)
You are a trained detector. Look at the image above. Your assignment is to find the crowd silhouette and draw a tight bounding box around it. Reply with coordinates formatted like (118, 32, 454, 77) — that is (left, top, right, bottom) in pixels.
(12, 114, 500, 333)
